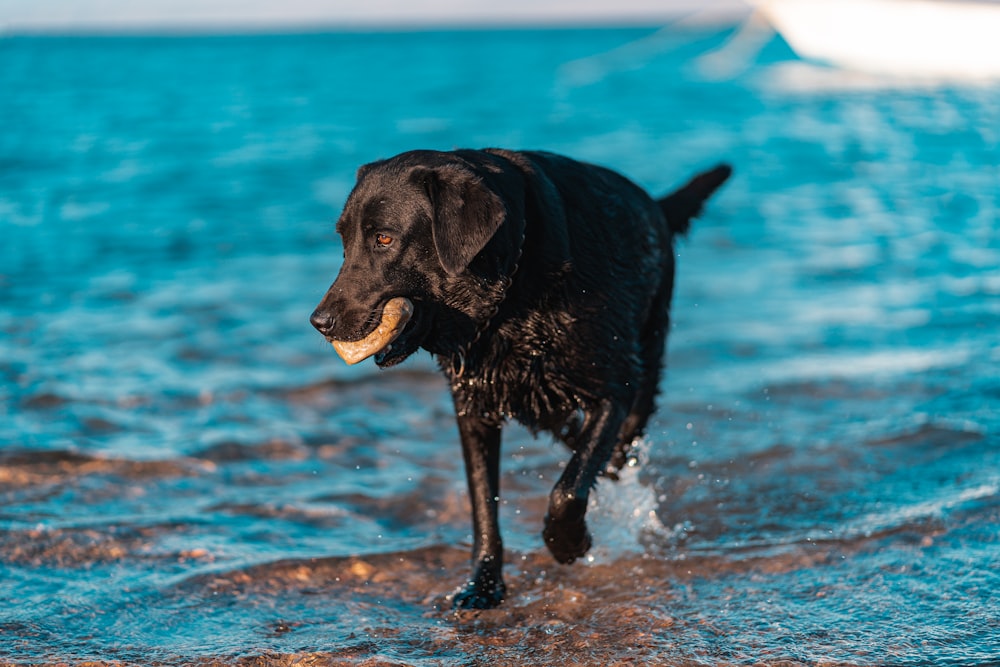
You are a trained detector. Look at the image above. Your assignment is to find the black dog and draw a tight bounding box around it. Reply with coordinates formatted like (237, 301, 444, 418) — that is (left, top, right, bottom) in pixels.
(311, 149, 730, 609)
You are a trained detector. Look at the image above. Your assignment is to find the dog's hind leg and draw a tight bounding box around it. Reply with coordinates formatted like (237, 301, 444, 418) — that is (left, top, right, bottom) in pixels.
(607, 282, 673, 476)
(543, 398, 629, 563)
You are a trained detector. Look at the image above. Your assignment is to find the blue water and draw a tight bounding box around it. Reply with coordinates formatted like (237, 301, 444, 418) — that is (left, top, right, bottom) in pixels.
(1, 26, 998, 665)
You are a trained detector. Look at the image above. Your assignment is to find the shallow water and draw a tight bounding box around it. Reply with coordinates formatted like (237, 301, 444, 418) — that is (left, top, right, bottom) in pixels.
(2, 25, 999, 666)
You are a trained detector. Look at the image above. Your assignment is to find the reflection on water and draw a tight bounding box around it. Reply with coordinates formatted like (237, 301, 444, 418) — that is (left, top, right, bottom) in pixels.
(2, 26, 999, 666)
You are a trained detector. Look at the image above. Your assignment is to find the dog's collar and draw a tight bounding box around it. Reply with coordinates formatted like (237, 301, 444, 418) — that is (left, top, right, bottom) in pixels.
(451, 225, 527, 380)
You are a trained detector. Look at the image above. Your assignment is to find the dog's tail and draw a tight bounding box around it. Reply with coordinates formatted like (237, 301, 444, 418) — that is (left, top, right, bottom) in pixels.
(658, 164, 732, 236)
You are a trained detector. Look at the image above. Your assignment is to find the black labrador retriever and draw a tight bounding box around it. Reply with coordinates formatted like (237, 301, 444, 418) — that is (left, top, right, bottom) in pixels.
(311, 148, 730, 609)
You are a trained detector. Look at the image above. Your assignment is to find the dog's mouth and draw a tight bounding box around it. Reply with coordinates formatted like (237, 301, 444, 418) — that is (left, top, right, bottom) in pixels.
(329, 297, 429, 368)
(373, 300, 431, 368)
(330, 297, 415, 365)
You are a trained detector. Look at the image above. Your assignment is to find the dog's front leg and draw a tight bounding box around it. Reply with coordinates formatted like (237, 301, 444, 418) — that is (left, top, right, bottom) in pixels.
(451, 410, 506, 609)
(544, 399, 625, 564)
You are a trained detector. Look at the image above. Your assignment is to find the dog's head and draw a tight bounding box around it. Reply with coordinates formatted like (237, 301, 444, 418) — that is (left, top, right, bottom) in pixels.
(311, 150, 526, 367)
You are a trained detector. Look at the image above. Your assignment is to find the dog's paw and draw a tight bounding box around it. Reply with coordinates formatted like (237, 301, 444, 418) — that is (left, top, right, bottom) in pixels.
(452, 577, 506, 610)
(542, 515, 593, 564)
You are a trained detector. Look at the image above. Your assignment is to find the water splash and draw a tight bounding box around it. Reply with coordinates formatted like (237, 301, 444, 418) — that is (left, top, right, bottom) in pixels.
(586, 438, 674, 562)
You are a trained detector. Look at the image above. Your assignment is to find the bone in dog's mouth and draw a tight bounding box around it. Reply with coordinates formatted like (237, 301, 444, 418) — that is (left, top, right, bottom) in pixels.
(330, 297, 414, 365)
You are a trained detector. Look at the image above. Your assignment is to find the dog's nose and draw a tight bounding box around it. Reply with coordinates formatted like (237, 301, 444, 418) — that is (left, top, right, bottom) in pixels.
(310, 308, 335, 336)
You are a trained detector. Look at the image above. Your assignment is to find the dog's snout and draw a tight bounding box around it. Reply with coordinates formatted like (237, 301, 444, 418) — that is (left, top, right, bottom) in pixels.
(310, 307, 335, 336)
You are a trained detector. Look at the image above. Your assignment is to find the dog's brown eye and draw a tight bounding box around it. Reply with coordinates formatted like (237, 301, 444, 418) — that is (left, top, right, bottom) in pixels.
(375, 233, 394, 248)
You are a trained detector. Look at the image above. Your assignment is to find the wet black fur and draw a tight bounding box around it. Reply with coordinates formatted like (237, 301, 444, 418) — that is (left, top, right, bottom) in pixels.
(311, 149, 730, 609)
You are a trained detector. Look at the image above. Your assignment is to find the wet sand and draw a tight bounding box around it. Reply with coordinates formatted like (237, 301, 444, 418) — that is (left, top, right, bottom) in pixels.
(2, 369, 996, 666)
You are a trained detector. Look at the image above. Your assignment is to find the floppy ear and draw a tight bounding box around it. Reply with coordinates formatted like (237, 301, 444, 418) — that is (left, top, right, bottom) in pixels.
(413, 164, 508, 276)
